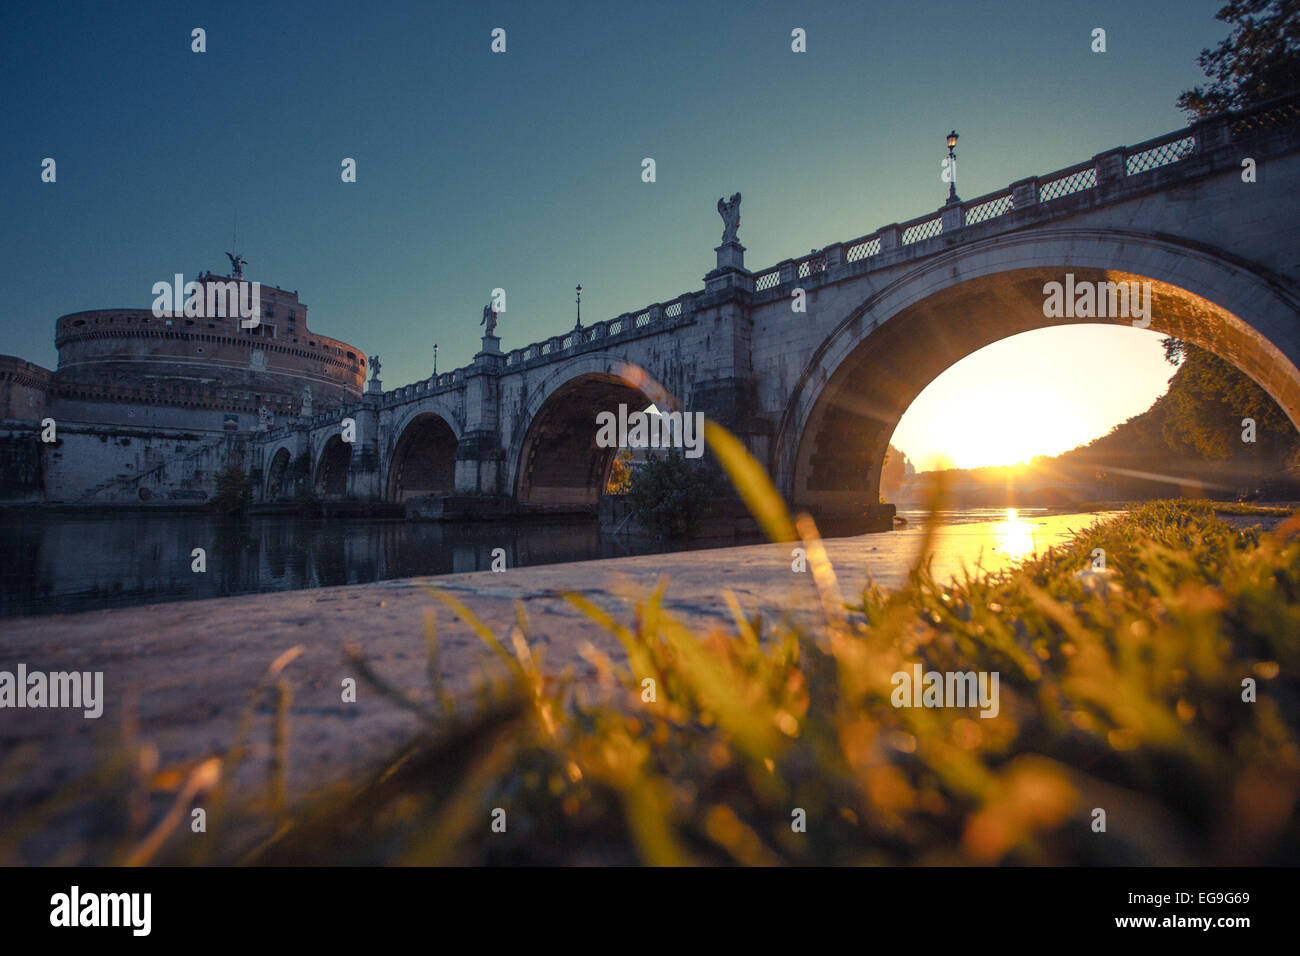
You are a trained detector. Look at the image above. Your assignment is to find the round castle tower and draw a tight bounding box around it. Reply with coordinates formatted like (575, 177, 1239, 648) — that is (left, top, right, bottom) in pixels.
(40, 269, 366, 428)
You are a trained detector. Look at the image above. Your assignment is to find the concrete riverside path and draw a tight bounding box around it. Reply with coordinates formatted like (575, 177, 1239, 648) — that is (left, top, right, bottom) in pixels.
(1, 511, 1111, 808)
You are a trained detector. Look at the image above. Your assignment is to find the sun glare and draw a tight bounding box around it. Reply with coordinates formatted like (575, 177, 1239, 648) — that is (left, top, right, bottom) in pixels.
(993, 508, 1037, 560)
(932, 379, 1094, 468)
(890, 327, 1174, 470)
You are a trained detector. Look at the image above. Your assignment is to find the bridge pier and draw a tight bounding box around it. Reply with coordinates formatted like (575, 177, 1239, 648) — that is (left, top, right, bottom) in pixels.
(453, 337, 508, 497)
(344, 398, 383, 500)
(454, 430, 506, 496)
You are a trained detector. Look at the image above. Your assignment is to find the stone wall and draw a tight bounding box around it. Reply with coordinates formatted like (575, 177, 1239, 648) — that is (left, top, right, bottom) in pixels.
(0, 356, 52, 421)
(31, 423, 238, 504)
(0, 427, 45, 501)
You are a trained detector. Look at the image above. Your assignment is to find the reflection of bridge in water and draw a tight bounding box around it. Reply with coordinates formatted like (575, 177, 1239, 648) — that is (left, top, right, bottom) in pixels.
(0, 513, 713, 618)
(254, 94, 1300, 534)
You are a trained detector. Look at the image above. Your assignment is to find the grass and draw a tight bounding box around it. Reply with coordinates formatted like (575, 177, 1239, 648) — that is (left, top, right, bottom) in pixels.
(1070, 498, 1297, 517)
(1198, 500, 1299, 516)
(2, 434, 1298, 866)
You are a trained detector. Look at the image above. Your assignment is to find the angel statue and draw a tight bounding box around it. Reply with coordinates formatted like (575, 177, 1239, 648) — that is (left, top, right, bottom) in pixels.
(481, 302, 498, 336)
(717, 192, 742, 243)
(225, 251, 247, 279)
(369, 355, 382, 380)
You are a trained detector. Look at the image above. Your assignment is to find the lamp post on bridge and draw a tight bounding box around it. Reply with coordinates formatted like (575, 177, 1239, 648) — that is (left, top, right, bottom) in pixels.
(433, 342, 438, 377)
(945, 129, 960, 204)
(575, 284, 583, 332)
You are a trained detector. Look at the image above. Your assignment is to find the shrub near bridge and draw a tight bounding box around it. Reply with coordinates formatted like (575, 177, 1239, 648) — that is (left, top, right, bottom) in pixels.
(625, 449, 717, 539)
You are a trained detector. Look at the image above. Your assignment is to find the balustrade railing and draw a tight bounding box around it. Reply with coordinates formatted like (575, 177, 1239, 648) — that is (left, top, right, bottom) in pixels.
(797, 250, 828, 276)
(963, 190, 1014, 226)
(1229, 96, 1300, 138)
(900, 215, 942, 245)
(845, 235, 881, 262)
(1125, 134, 1196, 175)
(1037, 161, 1097, 202)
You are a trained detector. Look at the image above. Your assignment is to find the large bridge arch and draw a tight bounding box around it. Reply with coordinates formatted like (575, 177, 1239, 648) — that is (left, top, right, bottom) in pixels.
(776, 228, 1300, 517)
(507, 354, 661, 509)
(386, 407, 460, 502)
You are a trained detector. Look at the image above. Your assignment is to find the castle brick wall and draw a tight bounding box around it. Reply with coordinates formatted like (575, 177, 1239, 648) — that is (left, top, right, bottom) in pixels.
(0, 356, 53, 421)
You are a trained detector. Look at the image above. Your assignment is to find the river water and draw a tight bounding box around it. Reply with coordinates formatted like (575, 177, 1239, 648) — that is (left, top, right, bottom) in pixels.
(0, 507, 1072, 619)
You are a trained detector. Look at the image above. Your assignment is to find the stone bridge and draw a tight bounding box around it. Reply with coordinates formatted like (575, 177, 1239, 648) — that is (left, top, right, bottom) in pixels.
(250, 93, 1300, 532)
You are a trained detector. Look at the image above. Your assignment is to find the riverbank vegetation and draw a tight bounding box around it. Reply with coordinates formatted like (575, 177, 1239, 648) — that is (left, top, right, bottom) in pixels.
(210, 461, 253, 515)
(1068, 499, 1297, 517)
(622, 449, 720, 539)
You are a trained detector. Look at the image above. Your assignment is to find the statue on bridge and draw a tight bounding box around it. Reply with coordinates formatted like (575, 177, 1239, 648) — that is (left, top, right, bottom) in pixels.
(369, 355, 382, 380)
(481, 302, 498, 337)
(717, 192, 742, 244)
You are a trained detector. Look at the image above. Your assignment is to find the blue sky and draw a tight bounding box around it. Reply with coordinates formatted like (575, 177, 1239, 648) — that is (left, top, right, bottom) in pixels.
(0, 0, 1227, 462)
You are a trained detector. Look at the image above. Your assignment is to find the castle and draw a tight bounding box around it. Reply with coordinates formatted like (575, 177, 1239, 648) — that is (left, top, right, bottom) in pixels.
(0, 264, 366, 503)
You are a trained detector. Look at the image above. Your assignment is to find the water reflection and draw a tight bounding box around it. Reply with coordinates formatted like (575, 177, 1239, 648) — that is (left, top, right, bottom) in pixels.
(0, 512, 740, 618)
(2, 508, 1063, 619)
(991, 507, 1038, 560)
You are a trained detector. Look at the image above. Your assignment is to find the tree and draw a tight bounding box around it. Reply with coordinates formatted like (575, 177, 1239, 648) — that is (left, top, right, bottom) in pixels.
(626, 450, 718, 538)
(1177, 1, 1300, 117)
(211, 461, 253, 515)
(1161, 339, 1296, 459)
(879, 443, 909, 502)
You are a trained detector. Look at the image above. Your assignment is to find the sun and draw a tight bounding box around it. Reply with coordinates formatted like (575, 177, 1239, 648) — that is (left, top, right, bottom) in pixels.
(905, 379, 1098, 471)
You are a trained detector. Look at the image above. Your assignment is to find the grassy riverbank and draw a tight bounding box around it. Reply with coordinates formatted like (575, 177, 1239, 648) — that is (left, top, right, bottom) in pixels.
(4, 487, 1297, 864)
(1067, 499, 1298, 518)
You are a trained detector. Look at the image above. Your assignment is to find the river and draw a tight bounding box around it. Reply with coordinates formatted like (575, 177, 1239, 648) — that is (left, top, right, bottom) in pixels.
(0, 507, 1080, 618)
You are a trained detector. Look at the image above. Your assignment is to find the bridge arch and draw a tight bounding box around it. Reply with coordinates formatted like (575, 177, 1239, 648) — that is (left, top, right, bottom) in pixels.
(314, 434, 352, 498)
(265, 447, 292, 500)
(777, 228, 1300, 518)
(508, 353, 660, 509)
(386, 411, 460, 502)
(258, 435, 304, 501)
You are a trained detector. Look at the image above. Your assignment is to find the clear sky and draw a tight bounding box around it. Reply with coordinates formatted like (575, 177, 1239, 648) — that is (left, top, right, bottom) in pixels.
(0, 0, 1227, 465)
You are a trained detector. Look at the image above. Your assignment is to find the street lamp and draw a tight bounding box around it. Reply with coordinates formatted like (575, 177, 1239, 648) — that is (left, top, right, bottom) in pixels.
(945, 129, 960, 204)
(433, 342, 438, 377)
(575, 284, 583, 331)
